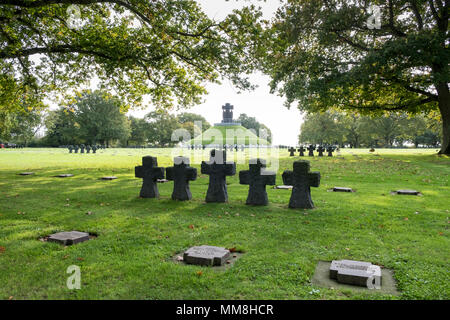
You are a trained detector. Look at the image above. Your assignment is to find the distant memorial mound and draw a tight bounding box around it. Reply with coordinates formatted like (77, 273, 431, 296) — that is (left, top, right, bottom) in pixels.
(188, 103, 269, 146)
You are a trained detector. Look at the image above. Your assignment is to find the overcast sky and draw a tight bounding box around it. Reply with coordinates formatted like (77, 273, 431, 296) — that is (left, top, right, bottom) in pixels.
(131, 0, 303, 146)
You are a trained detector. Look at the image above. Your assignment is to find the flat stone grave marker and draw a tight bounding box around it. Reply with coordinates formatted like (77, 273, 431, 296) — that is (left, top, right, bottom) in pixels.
(101, 176, 117, 180)
(312, 260, 399, 295)
(330, 260, 381, 287)
(330, 187, 354, 192)
(183, 245, 231, 266)
(394, 189, 421, 195)
(48, 231, 90, 245)
(18, 172, 34, 176)
(274, 185, 293, 190)
(56, 174, 74, 178)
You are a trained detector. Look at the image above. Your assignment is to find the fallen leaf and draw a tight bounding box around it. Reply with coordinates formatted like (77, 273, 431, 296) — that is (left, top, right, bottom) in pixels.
(345, 248, 350, 251)
(76, 257, 84, 261)
(63, 255, 69, 259)
(404, 217, 409, 221)
(86, 211, 93, 215)
(188, 224, 194, 229)
(228, 247, 237, 253)
(196, 271, 203, 276)
(0, 246, 5, 253)
(8, 296, 13, 300)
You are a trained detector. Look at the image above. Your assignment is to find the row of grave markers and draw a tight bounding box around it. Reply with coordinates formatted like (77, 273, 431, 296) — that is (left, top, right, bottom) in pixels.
(186, 144, 248, 151)
(135, 150, 320, 208)
(67, 144, 106, 153)
(289, 145, 336, 157)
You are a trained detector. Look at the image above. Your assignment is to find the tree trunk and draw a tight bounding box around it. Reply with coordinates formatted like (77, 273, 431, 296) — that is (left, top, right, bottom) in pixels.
(437, 83, 450, 155)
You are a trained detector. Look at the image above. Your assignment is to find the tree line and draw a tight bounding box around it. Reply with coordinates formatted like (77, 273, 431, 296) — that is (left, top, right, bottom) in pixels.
(299, 111, 442, 148)
(1, 91, 271, 147)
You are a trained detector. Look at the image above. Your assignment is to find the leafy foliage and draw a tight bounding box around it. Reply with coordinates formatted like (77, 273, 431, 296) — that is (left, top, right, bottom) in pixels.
(256, 0, 449, 153)
(45, 90, 130, 146)
(299, 110, 442, 148)
(237, 113, 272, 142)
(0, 0, 263, 112)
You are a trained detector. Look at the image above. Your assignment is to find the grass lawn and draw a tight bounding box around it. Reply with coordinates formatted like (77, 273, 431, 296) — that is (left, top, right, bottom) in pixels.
(0, 147, 448, 300)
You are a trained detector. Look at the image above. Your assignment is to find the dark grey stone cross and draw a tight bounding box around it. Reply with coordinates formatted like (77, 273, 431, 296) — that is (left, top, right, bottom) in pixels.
(317, 145, 325, 157)
(135, 156, 165, 198)
(239, 158, 276, 206)
(201, 150, 236, 203)
(166, 156, 198, 201)
(298, 146, 305, 156)
(283, 160, 320, 209)
(327, 146, 334, 157)
(288, 147, 296, 156)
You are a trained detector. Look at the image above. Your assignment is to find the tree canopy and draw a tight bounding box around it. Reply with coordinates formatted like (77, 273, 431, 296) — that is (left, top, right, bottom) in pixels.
(44, 90, 130, 146)
(257, 0, 449, 154)
(0, 0, 262, 113)
(237, 113, 272, 142)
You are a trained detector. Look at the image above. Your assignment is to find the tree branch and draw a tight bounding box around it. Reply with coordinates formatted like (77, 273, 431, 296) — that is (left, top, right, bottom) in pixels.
(408, 1, 424, 30)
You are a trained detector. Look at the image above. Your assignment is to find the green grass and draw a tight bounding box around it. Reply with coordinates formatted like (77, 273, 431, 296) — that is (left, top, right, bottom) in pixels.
(0, 147, 448, 300)
(189, 125, 269, 145)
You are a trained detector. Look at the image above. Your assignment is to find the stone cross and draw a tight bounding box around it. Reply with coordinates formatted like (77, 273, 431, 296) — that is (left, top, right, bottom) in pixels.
(327, 146, 334, 157)
(135, 156, 165, 198)
(317, 145, 325, 157)
(307, 145, 315, 156)
(92, 145, 97, 154)
(80, 144, 85, 154)
(288, 147, 296, 156)
(74, 145, 79, 153)
(298, 146, 305, 157)
(282, 160, 320, 209)
(201, 150, 236, 203)
(86, 145, 91, 153)
(68, 145, 73, 153)
(166, 156, 197, 201)
(239, 158, 276, 206)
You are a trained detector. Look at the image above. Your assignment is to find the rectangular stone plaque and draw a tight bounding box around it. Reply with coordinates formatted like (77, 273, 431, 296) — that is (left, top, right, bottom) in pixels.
(330, 259, 381, 287)
(101, 176, 117, 180)
(396, 189, 420, 195)
(274, 185, 293, 190)
(183, 245, 231, 266)
(48, 231, 90, 245)
(333, 187, 353, 192)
